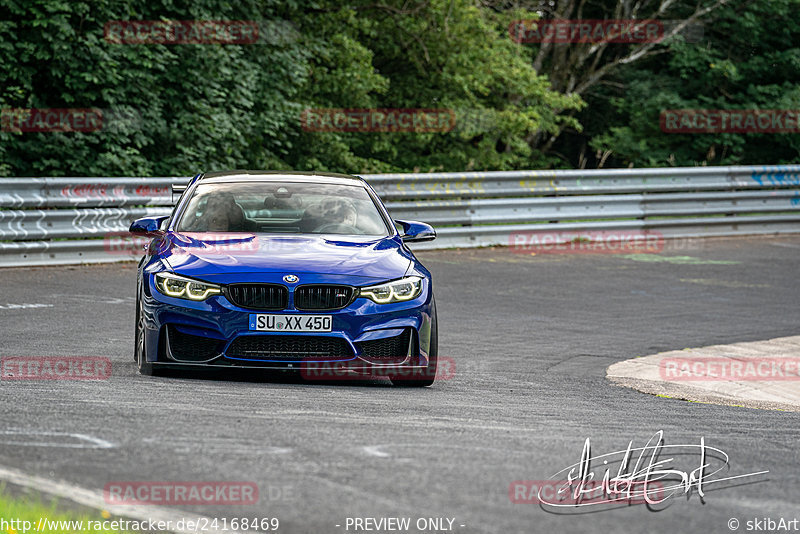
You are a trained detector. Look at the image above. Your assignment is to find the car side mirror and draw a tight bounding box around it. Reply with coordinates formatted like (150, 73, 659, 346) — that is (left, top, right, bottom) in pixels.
(130, 216, 169, 237)
(395, 220, 436, 243)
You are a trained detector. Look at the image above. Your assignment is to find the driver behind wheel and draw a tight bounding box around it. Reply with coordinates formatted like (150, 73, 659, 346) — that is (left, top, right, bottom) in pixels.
(185, 192, 246, 232)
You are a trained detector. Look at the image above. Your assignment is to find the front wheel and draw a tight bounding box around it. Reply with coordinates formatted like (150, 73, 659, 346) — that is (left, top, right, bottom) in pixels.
(392, 300, 438, 387)
(135, 293, 158, 376)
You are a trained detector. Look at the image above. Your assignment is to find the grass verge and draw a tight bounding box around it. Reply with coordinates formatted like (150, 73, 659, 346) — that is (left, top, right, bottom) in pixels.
(0, 485, 132, 533)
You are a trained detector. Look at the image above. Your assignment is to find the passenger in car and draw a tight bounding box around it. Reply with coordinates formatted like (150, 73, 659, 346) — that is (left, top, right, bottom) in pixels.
(186, 192, 246, 232)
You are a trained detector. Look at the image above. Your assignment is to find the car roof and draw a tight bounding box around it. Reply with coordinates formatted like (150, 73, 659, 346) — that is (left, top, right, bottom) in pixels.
(199, 170, 367, 186)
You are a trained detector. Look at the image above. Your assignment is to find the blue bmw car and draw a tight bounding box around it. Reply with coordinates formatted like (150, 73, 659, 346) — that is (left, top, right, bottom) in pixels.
(130, 170, 439, 386)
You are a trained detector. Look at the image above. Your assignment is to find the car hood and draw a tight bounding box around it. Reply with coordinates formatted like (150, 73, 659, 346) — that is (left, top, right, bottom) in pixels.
(158, 232, 413, 284)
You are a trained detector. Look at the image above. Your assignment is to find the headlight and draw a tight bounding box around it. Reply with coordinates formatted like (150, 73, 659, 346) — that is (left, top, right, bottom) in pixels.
(154, 272, 221, 301)
(359, 276, 423, 304)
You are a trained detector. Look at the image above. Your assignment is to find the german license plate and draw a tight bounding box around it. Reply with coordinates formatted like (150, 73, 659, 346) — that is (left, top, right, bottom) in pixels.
(249, 314, 332, 332)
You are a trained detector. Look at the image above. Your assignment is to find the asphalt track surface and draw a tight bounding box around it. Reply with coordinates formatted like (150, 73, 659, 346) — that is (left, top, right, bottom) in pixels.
(1, 236, 799, 534)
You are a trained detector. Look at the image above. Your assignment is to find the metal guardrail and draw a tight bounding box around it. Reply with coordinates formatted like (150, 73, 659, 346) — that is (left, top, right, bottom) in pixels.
(0, 177, 177, 208)
(0, 165, 799, 266)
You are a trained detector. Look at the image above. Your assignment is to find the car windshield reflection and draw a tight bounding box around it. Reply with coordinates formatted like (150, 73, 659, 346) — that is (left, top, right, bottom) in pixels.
(177, 182, 390, 236)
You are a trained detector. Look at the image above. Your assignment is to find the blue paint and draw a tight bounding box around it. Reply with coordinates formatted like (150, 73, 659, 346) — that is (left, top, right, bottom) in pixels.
(751, 168, 800, 186)
(132, 171, 436, 373)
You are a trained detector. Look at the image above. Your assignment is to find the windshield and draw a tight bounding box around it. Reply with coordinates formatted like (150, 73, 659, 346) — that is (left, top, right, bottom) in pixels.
(176, 181, 390, 236)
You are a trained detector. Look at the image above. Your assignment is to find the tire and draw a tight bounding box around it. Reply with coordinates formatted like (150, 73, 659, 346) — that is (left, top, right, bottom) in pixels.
(391, 300, 438, 387)
(134, 283, 140, 362)
(135, 290, 158, 376)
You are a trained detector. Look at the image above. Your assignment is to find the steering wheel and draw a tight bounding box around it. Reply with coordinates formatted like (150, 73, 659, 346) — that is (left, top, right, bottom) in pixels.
(314, 223, 362, 234)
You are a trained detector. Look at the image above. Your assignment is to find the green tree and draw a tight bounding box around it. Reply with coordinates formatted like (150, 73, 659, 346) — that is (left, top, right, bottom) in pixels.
(0, 0, 582, 176)
(290, 0, 582, 172)
(0, 0, 315, 176)
(587, 0, 800, 166)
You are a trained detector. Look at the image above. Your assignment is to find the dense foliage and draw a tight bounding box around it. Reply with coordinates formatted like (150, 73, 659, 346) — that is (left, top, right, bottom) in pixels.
(0, 0, 796, 176)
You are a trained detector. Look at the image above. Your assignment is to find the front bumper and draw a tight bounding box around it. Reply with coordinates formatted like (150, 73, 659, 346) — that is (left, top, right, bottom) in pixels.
(140, 273, 435, 373)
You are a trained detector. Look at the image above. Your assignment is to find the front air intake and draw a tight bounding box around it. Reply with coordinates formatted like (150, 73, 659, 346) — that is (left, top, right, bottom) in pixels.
(226, 284, 288, 310)
(294, 285, 355, 310)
